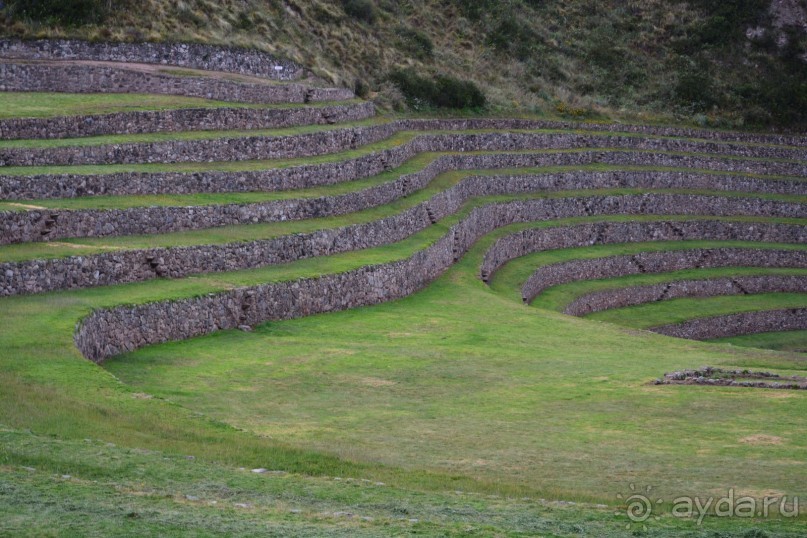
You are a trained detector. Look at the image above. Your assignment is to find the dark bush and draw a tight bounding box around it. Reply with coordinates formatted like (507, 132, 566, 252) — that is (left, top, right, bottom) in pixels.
(433, 75, 486, 108)
(9, 0, 106, 25)
(674, 69, 717, 113)
(739, 70, 807, 127)
(389, 68, 486, 110)
(354, 78, 370, 99)
(342, 0, 376, 23)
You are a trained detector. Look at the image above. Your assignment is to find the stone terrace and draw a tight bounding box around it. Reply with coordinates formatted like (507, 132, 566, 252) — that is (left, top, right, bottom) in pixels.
(0, 39, 803, 363)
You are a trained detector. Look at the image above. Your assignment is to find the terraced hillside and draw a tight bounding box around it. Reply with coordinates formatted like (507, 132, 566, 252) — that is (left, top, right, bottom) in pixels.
(0, 40, 806, 537)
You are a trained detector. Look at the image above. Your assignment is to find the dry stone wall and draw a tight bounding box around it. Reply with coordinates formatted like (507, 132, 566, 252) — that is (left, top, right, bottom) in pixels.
(74, 232, 455, 363)
(3, 112, 805, 146)
(0, 39, 303, 80)
(482, 220, 807, 284)
(3, 167, 804, 244)
(5, 148, 807, 202)
(5, 217, 804, 297)
(4, 195, 805, 295)
(0, 62, 353, 107)
(0, 171, 807, 244)
(650, 308, 807, 340)
(3, 123, 806, 167)
(0, 102, 375, 141)
(71, 198, 807, 362)
(564, 275, 807, 316)
(520, 248, 807, 304)
(393, 118, 807, 148)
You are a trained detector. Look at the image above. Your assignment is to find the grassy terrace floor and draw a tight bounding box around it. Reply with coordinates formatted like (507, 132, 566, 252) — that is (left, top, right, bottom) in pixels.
(587, 293, 807, 328)
(0, 93, 364, 119)
(714, 330, 807, 353)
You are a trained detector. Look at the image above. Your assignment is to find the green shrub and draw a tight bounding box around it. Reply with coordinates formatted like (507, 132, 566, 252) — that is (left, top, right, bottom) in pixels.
(342, 0, 376, 23)
(388, 68, 486, 110)
(354, 78, 370, 99)
(673, 69, 717, 113)
(433, 75, 486, 108)
(9, 0, 107, 25)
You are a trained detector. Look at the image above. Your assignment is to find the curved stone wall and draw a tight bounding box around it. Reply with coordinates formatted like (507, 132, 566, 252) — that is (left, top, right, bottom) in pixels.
(564, 275, 807, 316)
(1, 112, 803, 145)
(650, 308, 807, 340)
(71, 196, 807, 362)
(0, 39, 302, 80)
(2, 122, 805, 168)
(3, 208, 803, 296)
(3, 165, 804, 244)
(0, 102, 376, 141)
(519, 249, 807, 304)
(4, 148, 806, 202)
(482, 220, 807, 284)
(0, 62, 353, 108)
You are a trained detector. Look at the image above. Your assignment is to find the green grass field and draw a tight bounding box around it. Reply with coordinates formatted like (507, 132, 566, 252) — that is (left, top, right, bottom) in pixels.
(2, 225, 806, 535)
(103, 232, 807, 504)
(1, 85, 806, 537)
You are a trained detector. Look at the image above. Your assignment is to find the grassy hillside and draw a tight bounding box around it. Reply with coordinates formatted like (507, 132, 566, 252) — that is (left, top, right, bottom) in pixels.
(2, 0, 807, 128)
